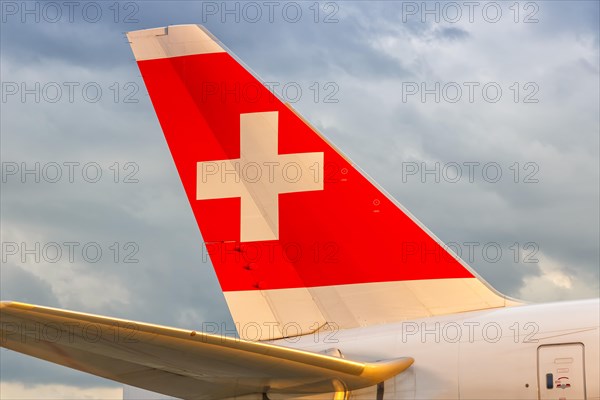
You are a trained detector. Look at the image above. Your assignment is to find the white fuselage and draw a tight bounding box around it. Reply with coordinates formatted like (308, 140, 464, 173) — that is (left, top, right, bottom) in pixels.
(278, 298, 599, 400)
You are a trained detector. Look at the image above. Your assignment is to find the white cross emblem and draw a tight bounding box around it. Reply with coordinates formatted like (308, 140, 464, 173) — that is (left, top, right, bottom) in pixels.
(196, 111, 324, 242)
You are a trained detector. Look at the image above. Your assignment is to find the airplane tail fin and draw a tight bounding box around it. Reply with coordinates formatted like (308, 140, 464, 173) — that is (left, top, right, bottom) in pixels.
(127, 25, 518, 341)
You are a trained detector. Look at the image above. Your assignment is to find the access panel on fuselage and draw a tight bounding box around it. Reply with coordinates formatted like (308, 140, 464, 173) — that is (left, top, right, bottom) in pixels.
(538, 343, 586, 400)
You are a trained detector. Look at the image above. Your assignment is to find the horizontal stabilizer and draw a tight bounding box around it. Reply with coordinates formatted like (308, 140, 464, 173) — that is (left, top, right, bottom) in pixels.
(0, 302, 413, 399)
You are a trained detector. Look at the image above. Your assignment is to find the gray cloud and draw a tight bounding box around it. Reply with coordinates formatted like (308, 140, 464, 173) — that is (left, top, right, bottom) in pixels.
(1, 0, 598, 394)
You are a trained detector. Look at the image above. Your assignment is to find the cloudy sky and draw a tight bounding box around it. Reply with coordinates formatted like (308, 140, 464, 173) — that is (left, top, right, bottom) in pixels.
(1, 1, 598, 398)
